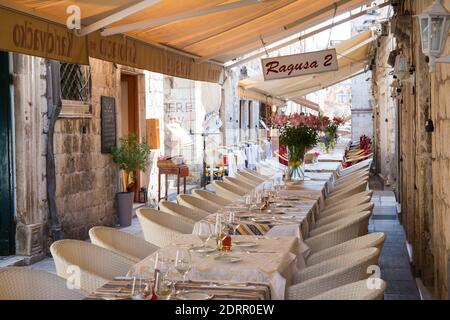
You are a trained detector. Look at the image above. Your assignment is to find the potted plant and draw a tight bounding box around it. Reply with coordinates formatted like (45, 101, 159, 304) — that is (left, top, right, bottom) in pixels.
(111, 132, 151, 227)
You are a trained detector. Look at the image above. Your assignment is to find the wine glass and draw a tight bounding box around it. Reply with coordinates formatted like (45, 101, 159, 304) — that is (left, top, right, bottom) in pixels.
(244, 194, 253, 210)
(197, 227, 211, 247)
(174, 248, 192, 290)
(254, 191, 264, 212)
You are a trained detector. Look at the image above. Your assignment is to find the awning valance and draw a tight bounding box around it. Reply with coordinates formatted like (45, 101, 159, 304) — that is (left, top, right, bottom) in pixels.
(239, 30, 375, 99)
(0, 5, 222, 83)
(290, 96, 322, 113)
(237, 86, 285, 107)
(0, 0, 373, 66)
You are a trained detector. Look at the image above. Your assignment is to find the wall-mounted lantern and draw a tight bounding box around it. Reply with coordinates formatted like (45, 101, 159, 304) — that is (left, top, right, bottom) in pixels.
(417, 0, 450, 71)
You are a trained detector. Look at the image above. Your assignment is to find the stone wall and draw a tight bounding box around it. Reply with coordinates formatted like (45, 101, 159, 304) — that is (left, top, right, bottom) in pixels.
(429, 0, 450, 298)
(12, 56, 153, 254)
(53, 58, 119, 240)
(373, 0, 450, 298)
(372, 34, 398, 187)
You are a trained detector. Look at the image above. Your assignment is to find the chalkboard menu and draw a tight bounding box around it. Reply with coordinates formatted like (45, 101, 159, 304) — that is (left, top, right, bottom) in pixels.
(101, 96, 117, 153)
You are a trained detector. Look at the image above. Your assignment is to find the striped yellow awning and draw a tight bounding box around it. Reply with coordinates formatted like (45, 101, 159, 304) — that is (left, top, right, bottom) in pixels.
(0, 0, 374, 83)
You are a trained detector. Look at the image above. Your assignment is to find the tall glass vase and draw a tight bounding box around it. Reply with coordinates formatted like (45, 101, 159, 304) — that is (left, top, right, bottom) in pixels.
(287, 145, 306, 181)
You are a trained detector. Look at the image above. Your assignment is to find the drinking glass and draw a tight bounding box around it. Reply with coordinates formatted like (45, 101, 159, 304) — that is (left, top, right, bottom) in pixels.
(244, 194, 253, 210)
(174, 248, 192, 288)
(197, 227, 211, 247)
(155, 275, 175, 300)
(254, 191, 264, 212)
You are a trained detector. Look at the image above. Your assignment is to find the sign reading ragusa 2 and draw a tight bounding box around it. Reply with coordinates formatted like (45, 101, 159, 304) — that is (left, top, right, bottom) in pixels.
(261, 48, 339, 81)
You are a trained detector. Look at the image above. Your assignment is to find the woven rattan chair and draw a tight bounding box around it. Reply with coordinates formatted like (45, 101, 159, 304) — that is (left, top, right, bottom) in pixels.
(287, 247, 380, 300)
(308, 279, 386, 300)
(224, 176, 255, 192)
(334, 169, 370, 186)
(306, 232, 386, 266)
(0, 267, 86, 300)
(159, 200, 209, 224)
(192, 189, 231, 207)
(177, 194, 220, 214)
(331, 175, 369, 194)
(336, 159, 372, 177)
(50, 239, 134, 294)
(320, 191, 373, 217)
(325, 181, 368, 205)
(244, 168, 270, 180)
(309, 210, 372, 238)
(89, 226, 159, 263)
(212, 181, 247, 201)
(315, 202, 375, 228)
(305, 211, 372, 253)
(235, 172, 261, 186)
(237, 171, 266, 184)
(137, 208, 193, 248)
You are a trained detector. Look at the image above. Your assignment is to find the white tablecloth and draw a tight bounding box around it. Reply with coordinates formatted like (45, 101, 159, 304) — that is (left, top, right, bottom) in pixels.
(129, 234, 300, 300)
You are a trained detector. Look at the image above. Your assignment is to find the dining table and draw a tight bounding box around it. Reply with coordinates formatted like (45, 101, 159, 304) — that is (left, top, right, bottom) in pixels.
(89, 148, 346, 301)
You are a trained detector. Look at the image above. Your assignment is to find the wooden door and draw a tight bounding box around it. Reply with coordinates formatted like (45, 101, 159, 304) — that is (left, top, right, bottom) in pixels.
(121, 74, 140, 201)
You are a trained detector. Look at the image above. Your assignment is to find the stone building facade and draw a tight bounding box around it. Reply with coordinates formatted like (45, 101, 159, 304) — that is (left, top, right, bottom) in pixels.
(12, 54, 149, 259)
(373, 0, 450, 298)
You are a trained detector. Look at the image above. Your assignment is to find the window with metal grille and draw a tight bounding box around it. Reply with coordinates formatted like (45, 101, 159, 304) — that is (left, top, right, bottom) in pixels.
(59, 63, 92, 117)
(60, 63, 91, 102)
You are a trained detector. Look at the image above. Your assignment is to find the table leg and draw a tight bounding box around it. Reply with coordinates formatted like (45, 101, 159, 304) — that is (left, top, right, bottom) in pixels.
(165, 174, 168, 200)
(184, 176, 187, 194)
(158, 173, 161, 202)
(177, 173, 180, 195)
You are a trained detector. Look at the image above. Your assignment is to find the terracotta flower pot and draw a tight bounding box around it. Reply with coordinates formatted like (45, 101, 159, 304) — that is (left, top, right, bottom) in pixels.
(116, 192, 134, 227)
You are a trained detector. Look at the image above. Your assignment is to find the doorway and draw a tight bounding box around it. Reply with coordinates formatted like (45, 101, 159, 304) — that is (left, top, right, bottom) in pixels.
(120, 74, 140, 202)
(0, 51, 15, 256)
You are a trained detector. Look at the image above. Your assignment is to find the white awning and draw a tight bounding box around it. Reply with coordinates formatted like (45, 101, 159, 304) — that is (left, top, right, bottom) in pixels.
(239, 30, 375, 99)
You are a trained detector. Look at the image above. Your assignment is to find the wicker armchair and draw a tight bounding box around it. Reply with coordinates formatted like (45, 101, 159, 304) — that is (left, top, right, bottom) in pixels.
(315, 202, 375, 228)
(306, 232, 386, 266)
(305, 211, 372, 253)
(287, 248, 380, 300)
(212, 181, 247, 201)
(89, 226, 159, 263)
(137, 208, 193, 248)
(159, 200, 209, 224)
(235, 172, 260, 186)
(192, 189, 231, 207)
(50, 240, 134, 294)
(332, 175, 369, 194)
(336, 159, 372, 177)
(334, 169, 370, 186)
(309, 210, 372, 238)
(177, 194, 220, 214)
(0, 267, 86, 300)
(224, 176, 255, 192)
(237, 171, 266, 184)
(243, 168, 269, 180)
(320, 191, 372, 217)
(325, 181, 368, 205)
(308, 279, 386, 300)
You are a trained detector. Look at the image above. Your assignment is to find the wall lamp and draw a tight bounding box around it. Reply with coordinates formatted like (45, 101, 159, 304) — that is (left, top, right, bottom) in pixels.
(416, 0, 450, 71)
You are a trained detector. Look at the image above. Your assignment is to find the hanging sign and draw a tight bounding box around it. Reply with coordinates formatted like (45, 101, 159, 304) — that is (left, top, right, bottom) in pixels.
(88, 32, 223, 84)
(261, 48, 338, 81)
(0, 7, 89, 65)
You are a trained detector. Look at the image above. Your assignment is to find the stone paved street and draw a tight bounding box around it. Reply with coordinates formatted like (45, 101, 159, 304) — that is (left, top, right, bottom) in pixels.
(369, 177, 420, 300)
